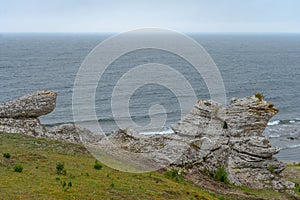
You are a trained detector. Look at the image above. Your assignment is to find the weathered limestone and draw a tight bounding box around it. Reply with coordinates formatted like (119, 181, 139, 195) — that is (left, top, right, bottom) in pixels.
(45, 124, 103, 144)
(0, 90, 57, 136)
(0, 118, 45, 137)
(171, 95, 294, 191)
(0, 90, 57, 119)
(107, 95, 294, 191)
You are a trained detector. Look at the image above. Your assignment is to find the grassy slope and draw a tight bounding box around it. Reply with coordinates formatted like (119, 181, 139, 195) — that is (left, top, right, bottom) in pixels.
(0, 133, 219, 200)
(0, 133, 299, 200)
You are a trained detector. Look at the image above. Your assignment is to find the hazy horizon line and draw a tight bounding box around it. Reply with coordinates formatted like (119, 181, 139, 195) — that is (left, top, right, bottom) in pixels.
(1, 31, 300, 35)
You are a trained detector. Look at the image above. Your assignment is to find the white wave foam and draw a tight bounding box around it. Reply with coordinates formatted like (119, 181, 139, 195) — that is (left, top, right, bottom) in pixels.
(269, 134, 281, 138)
(286, 144, 300, 149)
(268, 120, 280, 126)
(289, 120, 295, 123)
(141, 128, 174, 135)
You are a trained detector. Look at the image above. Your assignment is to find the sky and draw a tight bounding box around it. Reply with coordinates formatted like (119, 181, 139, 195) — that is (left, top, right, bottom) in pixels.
(0, 0, 299, 33)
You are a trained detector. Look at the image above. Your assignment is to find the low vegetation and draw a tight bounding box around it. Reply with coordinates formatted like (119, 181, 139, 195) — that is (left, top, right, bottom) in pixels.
(93, 160, 103, 170)
(0, 132, 299, 200)
(14, 164, 23, 173)
(255, 92, 264, 101)
(56, 162, 67, 175)
(164, 168, 185, 183)
(0, 133, 219, 200)
(3, 153, 11, 158)
(215, 167, 229, 184)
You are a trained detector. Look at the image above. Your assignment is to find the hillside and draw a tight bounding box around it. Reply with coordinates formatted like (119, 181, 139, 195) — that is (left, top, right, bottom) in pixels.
(0, 133, 299, 200)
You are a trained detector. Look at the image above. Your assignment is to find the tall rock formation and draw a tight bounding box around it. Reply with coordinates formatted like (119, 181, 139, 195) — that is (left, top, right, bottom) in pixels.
(171, 94, 293, 190)
(108, 95, 294, 191)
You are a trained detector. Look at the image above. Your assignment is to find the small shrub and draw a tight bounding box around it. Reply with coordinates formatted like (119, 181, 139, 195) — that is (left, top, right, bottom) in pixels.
(222, 121, 228, 129)
(110, 183, 115, 188)
(294, 182, 300, 194)
(267, 166, 275, 173)
(255, 93, 264, 101)
(56, 163, 67, 175)
(14, 164, 23, 173)
(3, 153, 11, 158)
(60, 181, 72, 191)
(68, 181, 72, 188)
(215, 167, 229, 184)
(94, 160, 103, 170)
(164, 168, 185, 183)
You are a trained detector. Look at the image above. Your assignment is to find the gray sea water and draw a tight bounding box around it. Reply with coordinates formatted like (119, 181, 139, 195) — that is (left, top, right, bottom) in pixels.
(0, 33, 300, 162)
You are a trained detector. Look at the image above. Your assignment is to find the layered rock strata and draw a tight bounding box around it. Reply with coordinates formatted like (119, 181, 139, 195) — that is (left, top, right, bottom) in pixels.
(0, 90, 57, 136)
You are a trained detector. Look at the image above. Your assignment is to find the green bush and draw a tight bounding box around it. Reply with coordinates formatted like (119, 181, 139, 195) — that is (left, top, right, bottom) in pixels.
(215, 167, 229, 184)
(94, 160, 102, 170)
(14, 164, 23, 173)
(56, 163, 67, 175)
(164, 168, 185, 183)
(3, 153, 11, 158)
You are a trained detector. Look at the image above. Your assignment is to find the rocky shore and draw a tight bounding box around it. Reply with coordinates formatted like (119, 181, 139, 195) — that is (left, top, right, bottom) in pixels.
(0, 90, 296, 192)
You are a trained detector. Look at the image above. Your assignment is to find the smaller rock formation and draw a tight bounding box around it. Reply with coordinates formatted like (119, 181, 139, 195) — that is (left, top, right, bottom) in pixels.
(0, 90, 57, 136)
(0, 90, 57, 119)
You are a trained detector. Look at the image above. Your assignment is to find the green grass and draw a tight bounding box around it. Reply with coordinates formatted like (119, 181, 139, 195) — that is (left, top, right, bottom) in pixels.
(0, 132, 299, 200)
(0, 133, 219, 200)
(215, 167, 229, 184)
(284, 163, 300, 196)
(235, 186, 295, 199)
(164, 168, 185, 183)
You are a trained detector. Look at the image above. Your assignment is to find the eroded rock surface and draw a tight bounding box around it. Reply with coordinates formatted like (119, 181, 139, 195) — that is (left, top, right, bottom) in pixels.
(0, 90, 57, 136)
(107, 95, 294, 191)
(45, 124, 103, 144)
(170, 95, 293, 191)
(0, 90, 57, 119)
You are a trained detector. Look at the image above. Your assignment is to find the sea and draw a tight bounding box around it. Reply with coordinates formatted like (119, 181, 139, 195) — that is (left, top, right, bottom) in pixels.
(0, 33, 300, 162)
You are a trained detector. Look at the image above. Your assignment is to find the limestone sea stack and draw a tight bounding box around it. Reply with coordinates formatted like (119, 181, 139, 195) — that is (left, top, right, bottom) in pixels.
(108, 95, 294, 191)
(171, 95, 294, 191)
(0, 90, 57, 119)
(0, 90, 57, 136)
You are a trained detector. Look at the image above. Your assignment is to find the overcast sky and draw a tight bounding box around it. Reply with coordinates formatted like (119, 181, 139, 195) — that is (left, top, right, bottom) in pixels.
(0, 0, 299, 33)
